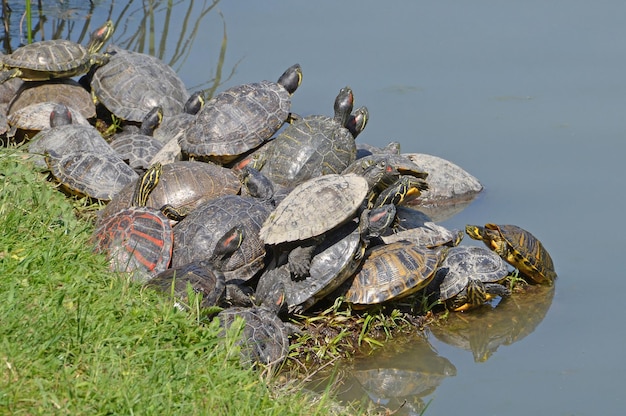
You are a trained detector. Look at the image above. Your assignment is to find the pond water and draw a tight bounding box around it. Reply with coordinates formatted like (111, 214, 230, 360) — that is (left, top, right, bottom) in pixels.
(3, 1, 625, 414)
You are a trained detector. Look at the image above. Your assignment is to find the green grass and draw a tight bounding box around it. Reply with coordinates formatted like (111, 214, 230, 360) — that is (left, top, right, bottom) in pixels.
(0, 149, 343, 415)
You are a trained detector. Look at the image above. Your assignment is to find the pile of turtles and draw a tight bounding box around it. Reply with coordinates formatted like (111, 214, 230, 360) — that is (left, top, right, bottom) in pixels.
(0, 21, 557, 370)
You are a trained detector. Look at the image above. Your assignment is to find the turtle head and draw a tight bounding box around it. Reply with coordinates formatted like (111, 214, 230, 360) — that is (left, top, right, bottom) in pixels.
(277, 63, 302, 95)
(237, 165, 275, 204)
(87, 20, 115, 54)
(131, 162, 162, 207)
(373, 176, 429, 208)
(184, 91, 205, 115)
(346, 106, 369, 138)
(334, 86, 354, 126)
(50, 104, 73, 127)
(360, 204, 397, 239)
(140, 106, 164, 135)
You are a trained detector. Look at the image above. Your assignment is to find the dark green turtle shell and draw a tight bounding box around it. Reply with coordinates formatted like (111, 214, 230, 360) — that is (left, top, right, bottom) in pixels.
(179, 64, 302, 164)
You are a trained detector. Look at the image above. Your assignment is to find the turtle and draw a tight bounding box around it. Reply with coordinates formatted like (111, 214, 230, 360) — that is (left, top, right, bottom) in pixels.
(146, 225, 246, 309)
(217, 279, 290, 368)
(91, 163, 173, 281)
(99, 160, 241, 222)
(179, 63, 302, 164)
(90, 45, 190, 122)
(381, 206, 464, 248)
(256, 204, 397, 314)
(342, 240, 445, 306)
(465, 223, 557, 285)
(27, 103, 113, 168)
(371, 175, 430, 208)
(45, 149, 138, 201)
(172, 193, 273, 282)
(249, 86, 361, 188)
(260, 173, 369, 246)
(110, 106, 164, 172)
(0, 20, 113, 83)
(402, 153, 483, 222)
(429, 245, 511, 312)
(7, 101, 91, 140)
(8, 78, 96, 120)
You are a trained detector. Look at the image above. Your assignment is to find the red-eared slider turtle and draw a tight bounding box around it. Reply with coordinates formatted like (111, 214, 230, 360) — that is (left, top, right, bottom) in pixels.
(91, 163, 173, 280)
(0, 20, 113, 83)
(343, 240, 445, 306)
(172, 193, 273, 282)
(257, 204, 397, 313)
(99, 160, 241, 222)
(45, 148, 138, 201)
(90, 45, 190, 122)
(110, 106, 164, 172)
(8, 78, 96, 120)
(217, 280, 290, 368)
(179, 63, 302, 164)
(146, 226, 245, 309)
(260, 173, 369, 245)
(27, 103, 113, 168)
(381, 206, 463, 248)
(403, 153, 483, 222)
(430, 245, 511, 311)
(7, 101, 91, 140)
(250, 86, 361, 188)
(465, 223, 557, 285)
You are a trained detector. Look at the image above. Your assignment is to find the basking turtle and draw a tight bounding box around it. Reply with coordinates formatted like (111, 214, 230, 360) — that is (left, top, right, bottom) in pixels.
(217, 280, 290, 368)
(146, 226, 245, 309)
(403, 153, 483, 222)
(179, 63, 302, 164)
(8, 78, 96, 120)
(172, 193, 273, 282)
(7, 101, 91, 140)
(90, 45, 189, 122)
(430, 245, 511, 311)
(251, 86, 361, 188)
(381, 206, 463, 248)
(45, 148, 138, 201)
(257, 204, 397, 314)
(465, 223, 557, 285)
(99, 160, 241, 222)
(27, 103, 112, 168)
(343, 240, 445, 306)
(0, 20, 113, 83)
(110, 106, 164, 172)
(91, 163, 173, 281)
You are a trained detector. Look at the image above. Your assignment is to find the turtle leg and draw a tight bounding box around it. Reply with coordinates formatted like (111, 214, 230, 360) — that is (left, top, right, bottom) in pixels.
(287, 239, 320, 278)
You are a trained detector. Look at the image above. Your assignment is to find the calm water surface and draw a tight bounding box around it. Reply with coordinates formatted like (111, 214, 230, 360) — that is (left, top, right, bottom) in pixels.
(5, 1, 624, 414)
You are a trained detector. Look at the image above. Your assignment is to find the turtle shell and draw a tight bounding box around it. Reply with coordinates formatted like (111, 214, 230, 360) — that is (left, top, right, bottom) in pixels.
(100, 161, 240, 221)
(91, 46, 189, 122)
(146, 260, 226, 309)
(8, 79, 96, 120)
(110, 134, 164, 172)
(381, 206, 463, 248)
(254, 87, 358, 188)
(179, 64, 301, 164)
(46, 150, 138, 201)
(217, 305, 289, 366)
(172, 194, 272, 281)
(466, 223, 557, 284)
(92, 206, 173, 281)
(260, 173, 369, 245)
(0, 21, 112, 81)
(344, 240, 444, 305)
(435, 246, 509, 301)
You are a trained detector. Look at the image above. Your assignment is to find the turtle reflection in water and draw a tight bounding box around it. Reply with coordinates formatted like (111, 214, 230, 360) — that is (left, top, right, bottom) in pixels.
(316, 335, 456, 414)
(429, 284, 555, 362)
